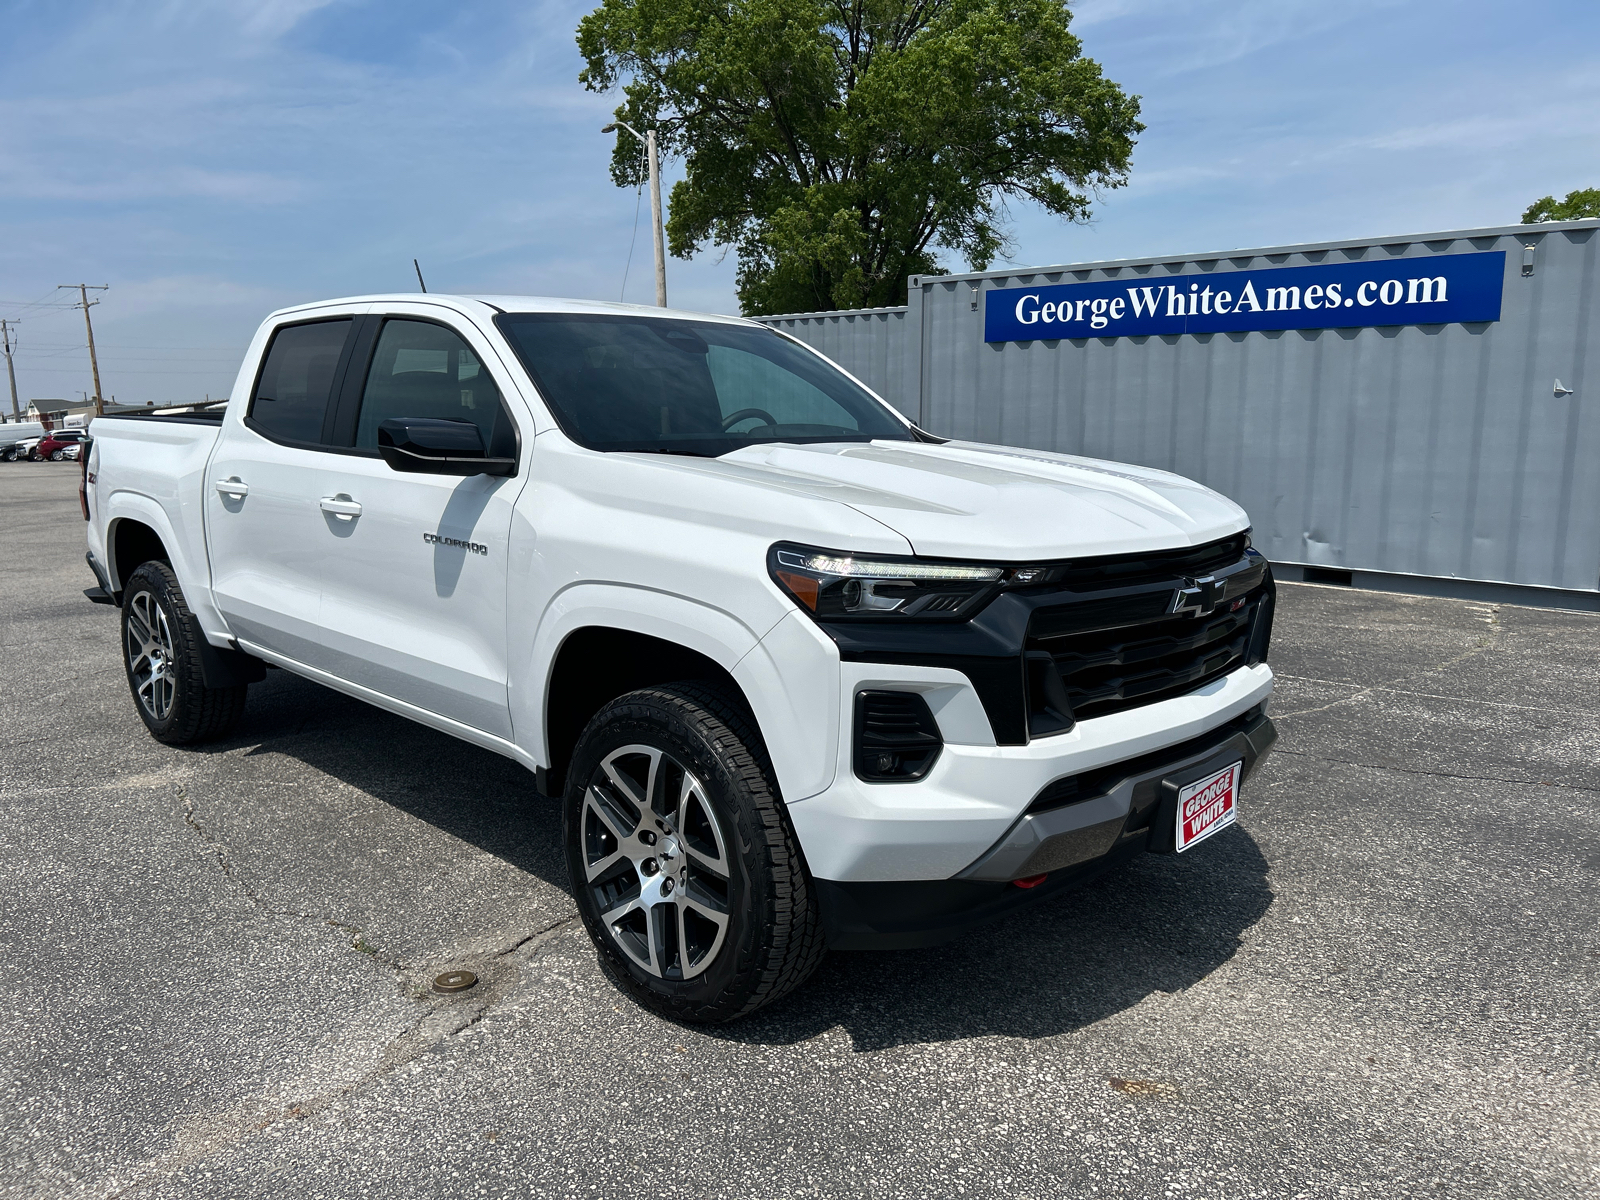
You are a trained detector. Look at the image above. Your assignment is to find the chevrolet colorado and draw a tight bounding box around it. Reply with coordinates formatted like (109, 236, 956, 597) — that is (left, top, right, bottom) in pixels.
(84, 294, 1276, 1021)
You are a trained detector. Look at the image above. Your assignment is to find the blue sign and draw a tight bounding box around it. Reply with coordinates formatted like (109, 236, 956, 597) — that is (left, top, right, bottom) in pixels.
(984, 251, 1505, 343)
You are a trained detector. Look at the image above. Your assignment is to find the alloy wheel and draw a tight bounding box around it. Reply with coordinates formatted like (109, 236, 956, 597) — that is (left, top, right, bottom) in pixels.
(125, 590, 177, 721)
(580, 744, 733, 980)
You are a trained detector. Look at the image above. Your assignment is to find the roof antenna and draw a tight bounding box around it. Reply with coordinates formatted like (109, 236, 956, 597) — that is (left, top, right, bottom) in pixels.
(413, 259, 428, 293)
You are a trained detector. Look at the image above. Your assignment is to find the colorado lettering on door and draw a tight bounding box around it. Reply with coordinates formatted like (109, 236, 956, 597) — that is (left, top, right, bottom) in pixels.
(983, 251, 1505, 343)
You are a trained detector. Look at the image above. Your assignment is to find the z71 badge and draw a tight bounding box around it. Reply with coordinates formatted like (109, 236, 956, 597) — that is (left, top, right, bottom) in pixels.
(423, 532, 488, 556)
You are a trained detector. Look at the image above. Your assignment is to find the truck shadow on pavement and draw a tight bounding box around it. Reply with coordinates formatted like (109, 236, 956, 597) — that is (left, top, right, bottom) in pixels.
(220, 671, 1274, 1053)
(731, 832, 1273, 1051)
(221, 671, 570, 896)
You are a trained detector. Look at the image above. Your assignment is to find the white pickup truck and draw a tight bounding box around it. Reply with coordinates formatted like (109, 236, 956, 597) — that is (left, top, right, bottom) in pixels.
(84, 294, 1277, 1021)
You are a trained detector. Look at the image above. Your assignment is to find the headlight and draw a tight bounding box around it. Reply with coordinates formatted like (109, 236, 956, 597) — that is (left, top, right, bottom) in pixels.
(769, 543, 1053, 621)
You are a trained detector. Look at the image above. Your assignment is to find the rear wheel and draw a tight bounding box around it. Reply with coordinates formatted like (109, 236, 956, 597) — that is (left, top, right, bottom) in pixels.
(564, 683, 825, 1023)
(121, 561, 247, 744)
(50, 450, 65, 461)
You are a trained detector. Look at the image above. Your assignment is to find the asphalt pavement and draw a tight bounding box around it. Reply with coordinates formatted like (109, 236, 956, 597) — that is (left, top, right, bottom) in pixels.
(1, 464, 1596, 1199)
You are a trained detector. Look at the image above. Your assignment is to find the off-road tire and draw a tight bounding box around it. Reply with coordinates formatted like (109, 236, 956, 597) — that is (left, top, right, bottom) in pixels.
(564, 682, 825, 1023)
(121, 561, 248, 744)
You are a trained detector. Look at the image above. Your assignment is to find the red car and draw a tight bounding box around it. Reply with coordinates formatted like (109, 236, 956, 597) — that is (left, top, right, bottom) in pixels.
(35, 430, 88, 461)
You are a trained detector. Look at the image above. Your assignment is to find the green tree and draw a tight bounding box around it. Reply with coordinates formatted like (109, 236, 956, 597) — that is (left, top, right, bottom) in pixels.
(1522, 188, 1600, 224)
(578, 0, 1142, 315)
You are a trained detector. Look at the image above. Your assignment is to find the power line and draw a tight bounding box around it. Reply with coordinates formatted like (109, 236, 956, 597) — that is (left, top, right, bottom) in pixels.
(19, 367, 231, 376)
(24, 346, 240, 357)
(0, 290, 77, 311)
(40, 342, 245, 351)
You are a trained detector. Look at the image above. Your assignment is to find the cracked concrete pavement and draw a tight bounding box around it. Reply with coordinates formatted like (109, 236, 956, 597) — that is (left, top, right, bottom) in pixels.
(2, 465, 1597, 1198)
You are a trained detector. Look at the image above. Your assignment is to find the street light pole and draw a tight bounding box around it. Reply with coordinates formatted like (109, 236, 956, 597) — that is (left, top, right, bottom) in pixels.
(603, 121, 668, 307)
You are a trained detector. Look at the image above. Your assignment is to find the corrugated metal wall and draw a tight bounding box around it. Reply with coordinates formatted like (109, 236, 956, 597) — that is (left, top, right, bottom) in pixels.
(762, 306, 919, 419)
(760, 222, 1600, 600)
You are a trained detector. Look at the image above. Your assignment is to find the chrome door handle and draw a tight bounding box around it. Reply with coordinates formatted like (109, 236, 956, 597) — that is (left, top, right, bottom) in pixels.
(319, 494, 362, 520)
(214, 477, 249, 498)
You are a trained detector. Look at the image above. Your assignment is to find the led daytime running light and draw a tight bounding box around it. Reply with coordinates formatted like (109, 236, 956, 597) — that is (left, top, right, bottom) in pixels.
(791, 553, 1002, 582)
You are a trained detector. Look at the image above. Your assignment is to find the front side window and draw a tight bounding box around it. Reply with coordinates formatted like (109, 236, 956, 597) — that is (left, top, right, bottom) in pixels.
(494, 314, 911, 456)
(248, 319, 352, 444)
(354, 319, 516, 458)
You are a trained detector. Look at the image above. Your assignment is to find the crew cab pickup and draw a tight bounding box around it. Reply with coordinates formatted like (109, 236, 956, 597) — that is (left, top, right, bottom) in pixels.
(85, 294, 1276, 1022)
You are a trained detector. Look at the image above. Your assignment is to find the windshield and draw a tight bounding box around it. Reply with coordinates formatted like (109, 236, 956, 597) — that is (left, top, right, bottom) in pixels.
(494, 313, 913, 456)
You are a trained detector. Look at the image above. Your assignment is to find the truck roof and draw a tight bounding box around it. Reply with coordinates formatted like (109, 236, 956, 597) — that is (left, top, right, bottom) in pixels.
(266, 293, 761, 326)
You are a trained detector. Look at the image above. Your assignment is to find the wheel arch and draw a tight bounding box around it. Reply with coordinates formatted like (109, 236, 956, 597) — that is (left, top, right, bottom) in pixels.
(100, 492, 238, 666)
(521, 586, 840, 806)
(107, 515, 171, 595)
(540, 625, 754, 798)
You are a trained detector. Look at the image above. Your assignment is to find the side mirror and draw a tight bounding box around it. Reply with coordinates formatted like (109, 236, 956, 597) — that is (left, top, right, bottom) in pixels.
(376, 418, 515, 477)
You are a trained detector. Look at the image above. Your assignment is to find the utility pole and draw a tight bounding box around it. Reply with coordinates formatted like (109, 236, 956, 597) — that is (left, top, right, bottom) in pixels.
(646, 129, 666, 308)
(0, 320, 19, 421)
(602, 122, 668, 307)
(59, 284, 108, 416)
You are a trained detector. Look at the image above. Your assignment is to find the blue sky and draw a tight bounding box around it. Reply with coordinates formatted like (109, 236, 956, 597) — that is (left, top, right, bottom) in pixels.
(2, 0, 1597, 407)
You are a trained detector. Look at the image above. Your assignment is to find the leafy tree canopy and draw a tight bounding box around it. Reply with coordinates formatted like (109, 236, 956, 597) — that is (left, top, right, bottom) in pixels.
(578, 0, 1143, 315)
(1522, 188, 1600, 224)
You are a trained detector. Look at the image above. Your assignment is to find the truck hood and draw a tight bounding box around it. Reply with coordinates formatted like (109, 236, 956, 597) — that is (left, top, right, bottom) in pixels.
(708, 440, 1249, 560)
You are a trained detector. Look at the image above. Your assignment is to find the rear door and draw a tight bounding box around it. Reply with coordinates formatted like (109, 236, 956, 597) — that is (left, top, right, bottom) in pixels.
(205, 313, 360, 663)
(309, 311, 527, 740)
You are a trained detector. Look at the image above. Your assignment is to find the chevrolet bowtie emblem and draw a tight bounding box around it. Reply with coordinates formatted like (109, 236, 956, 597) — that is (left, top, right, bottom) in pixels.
(1170, 575, 1222, 617)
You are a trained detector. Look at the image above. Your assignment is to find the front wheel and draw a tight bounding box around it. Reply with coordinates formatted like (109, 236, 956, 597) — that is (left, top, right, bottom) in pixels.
(121, 561, 248, 744)
(564, 683, 825, 1023)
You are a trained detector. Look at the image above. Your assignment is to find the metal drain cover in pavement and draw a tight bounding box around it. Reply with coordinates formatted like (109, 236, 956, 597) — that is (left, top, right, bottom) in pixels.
(432, 970, 478, 994)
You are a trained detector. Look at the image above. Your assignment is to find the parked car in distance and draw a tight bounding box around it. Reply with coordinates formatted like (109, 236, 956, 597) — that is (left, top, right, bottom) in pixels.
(38, 430, 89, 461)
(62, 442, 84, 461)
(7, 437, 44, 461)
(1, 421, 47, 460)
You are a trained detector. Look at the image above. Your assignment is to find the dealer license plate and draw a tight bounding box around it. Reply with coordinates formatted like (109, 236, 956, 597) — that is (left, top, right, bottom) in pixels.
(1175, 761, 1241, 853)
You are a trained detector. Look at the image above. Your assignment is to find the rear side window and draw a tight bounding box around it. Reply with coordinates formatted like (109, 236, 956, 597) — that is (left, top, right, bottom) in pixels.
(249, 319, 352, 444)
(353, 319, 516, 458)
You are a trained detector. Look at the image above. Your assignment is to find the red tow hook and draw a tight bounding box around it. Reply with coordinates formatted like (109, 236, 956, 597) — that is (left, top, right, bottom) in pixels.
(1012, 873, 1048, 889)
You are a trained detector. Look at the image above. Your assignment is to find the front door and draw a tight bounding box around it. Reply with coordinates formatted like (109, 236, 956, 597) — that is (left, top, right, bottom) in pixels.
(311, 314, 527, 740)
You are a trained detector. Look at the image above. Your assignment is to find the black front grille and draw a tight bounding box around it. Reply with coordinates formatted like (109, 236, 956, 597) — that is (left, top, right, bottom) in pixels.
(1025, 544, 1270, 726)
(1048, 604, 1255, 719)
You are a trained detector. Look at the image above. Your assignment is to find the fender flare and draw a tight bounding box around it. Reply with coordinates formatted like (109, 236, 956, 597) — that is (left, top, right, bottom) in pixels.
(104, 491, 196, 592)
(517, 584, 835, 802)
(102, 490, 232, 645)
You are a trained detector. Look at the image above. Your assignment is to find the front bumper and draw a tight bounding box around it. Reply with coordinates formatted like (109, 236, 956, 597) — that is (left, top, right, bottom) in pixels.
(958, 707, 1276, 881)
(785, 660, 1275, 882)
(816, 706, 1277, 950)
